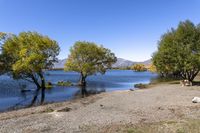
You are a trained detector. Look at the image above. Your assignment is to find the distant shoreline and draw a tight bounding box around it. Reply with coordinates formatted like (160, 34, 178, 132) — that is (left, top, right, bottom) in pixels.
(49, 68, 154, 71)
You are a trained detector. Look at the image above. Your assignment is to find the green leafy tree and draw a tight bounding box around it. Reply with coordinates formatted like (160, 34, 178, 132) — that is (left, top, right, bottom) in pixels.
(1, 32, 60, 105)
(131, 64, 147, 72)
(152, 20, 200, 81)
(65, 41, 117, 86)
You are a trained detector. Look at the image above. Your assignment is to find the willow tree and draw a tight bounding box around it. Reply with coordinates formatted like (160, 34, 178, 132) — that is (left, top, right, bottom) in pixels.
(152, 20, 200, 81)
(65, 41, 117, 86)
(1, 32, 60, 104)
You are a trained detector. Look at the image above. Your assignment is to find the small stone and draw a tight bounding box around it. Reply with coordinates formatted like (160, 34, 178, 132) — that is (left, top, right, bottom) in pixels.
(192, 97, 200, 103)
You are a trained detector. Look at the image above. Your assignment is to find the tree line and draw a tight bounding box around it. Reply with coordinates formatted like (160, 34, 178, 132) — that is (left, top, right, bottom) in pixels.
(113, 64, 156, 72)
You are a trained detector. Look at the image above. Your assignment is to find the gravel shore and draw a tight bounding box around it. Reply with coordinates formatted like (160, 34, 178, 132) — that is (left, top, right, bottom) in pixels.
(0, 84, 200, 133)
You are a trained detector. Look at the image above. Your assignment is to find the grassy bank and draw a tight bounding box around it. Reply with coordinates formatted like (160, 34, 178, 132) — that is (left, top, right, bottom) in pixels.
(134, 77, 181, 89)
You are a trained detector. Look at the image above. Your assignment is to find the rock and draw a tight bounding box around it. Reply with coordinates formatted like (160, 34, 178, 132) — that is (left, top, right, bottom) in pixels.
(47, 81, 52, 86)
(100, 104, 104, 107)
(129, 89, 134, 91)
(192, 97, 200, 103)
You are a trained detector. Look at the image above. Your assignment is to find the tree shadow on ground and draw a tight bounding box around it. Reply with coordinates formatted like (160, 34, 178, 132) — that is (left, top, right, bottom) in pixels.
(192, 81, 200, 86)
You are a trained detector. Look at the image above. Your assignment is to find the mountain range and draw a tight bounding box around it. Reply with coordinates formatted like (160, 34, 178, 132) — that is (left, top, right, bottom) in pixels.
(112, 58, 151, 68)
(53, 58, 151, 69)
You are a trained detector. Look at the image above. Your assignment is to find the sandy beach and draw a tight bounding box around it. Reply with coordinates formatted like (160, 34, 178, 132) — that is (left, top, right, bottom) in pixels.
(0, 83, 200, 133)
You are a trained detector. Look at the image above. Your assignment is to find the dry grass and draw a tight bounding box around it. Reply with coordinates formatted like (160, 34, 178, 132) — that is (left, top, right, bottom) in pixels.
(80, 119, 200, 133)
(122, 119, 200, 133)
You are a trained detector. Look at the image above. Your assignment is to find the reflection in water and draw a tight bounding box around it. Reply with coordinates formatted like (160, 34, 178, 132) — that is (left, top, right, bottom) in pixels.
(29, 88, 40, 107)
(76, 85, 106, 98)
(0, 70, 157, 112)
(81, 86, 88, 98)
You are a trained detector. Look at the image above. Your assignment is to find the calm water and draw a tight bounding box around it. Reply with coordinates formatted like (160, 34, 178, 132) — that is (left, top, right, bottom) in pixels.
(0, 70, 157, 112)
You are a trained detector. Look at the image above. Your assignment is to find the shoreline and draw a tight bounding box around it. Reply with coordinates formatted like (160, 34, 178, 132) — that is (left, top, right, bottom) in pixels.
(0, 82, 179, 115)
(0, 70, 157, 113)
(0, 88, 135, 116)
(0, 82, 153, 113)
(0, 83, 200, 132)
(0, 88, 132, 114)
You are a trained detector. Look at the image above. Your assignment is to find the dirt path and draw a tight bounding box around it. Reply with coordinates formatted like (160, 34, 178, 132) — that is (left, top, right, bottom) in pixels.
(0, 84, 200, 133)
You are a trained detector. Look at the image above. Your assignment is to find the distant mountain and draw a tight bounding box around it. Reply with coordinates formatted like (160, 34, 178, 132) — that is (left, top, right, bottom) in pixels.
(112, 58, 136, 68)
(138, 59, 152, 65)
(112, 58, 151, 68)
(53, 59, 67, 68)
(53, 58, 151, 69)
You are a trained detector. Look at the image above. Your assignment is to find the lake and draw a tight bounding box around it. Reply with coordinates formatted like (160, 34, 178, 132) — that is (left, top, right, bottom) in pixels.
(0, 70, 157, 112)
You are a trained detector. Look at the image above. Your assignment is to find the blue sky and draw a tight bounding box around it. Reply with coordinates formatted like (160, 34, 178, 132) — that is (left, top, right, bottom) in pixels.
(0, 0, 200, 61)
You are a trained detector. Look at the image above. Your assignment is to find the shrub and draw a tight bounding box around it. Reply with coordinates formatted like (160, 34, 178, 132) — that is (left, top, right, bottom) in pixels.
(131, 64, 147, 72)
(134, 83, 148, 89)
(57, 81, 73, 86)
(46, 81, 53, 89)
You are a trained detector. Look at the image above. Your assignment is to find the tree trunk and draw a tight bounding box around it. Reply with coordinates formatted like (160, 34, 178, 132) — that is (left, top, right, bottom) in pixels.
(181, 69, 199, 84)
(81, 85, 88, 98)
(29, 86, 40, 107)
(187, 70, 199, 82)
(79, 73, 87, 86)
(29, 75, 41, 106)
(78, 73, 88, 97)
(41, 84, 45, 105)
(39, 72, 46, 105)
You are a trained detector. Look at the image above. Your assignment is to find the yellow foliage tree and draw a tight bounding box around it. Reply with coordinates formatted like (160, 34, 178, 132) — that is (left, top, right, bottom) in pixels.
(148, 64, 157, 73)
(131, 64, 147, 72)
